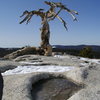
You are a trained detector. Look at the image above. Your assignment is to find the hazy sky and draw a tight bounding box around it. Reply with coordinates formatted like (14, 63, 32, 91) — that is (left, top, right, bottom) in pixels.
(0, 0, 100, 47)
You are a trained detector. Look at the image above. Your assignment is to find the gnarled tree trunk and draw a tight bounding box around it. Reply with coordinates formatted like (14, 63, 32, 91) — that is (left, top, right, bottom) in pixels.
(40, 17, 52, 56)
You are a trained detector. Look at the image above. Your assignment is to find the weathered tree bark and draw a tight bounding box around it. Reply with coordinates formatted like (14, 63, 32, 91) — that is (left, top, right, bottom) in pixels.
(40, 20, 50, 48)
(40, 17, 52, 56)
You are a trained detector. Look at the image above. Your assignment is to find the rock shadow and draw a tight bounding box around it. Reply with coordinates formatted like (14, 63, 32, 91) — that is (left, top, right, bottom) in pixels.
(0, 72, 3, 100)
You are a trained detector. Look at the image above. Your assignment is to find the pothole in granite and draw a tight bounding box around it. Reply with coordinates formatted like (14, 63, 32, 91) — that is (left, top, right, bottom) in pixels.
(31, 76, 84, 100)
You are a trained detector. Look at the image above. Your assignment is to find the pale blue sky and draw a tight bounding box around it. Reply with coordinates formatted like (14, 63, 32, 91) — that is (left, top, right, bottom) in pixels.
(0, 0, 100, 47)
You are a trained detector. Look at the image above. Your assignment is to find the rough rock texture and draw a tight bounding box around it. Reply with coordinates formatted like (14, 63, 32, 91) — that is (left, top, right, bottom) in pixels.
(0, 55, 100, 100)
(67, 64, 100, 100)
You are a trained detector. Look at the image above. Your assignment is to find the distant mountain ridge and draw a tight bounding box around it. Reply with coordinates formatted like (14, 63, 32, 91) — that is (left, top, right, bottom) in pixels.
(0, 45, 100, 52)
(0, 45, 100, 58)
(52, 45, 100, 52)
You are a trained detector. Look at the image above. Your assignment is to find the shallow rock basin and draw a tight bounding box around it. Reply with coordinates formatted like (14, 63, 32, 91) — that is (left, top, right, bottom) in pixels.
(31, 77, 83, 100)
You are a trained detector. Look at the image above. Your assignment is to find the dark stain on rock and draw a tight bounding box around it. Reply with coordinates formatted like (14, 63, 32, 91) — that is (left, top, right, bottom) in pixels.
(0, 72, 3, 100)
(82, 69, 89, 79)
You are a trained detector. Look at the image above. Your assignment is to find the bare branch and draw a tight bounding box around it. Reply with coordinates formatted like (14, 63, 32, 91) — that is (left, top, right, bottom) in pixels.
(45, 1, 78, 21)
(20, 1, 78, 29)
(19, 15, 29, 24)
(20, 10, 29, 17)
(20, 10, 45, 24)
(63, 8, 78, 21)
(55, 14, 68, 30)
(26, 14, 33, 24)
(48, 8, 62, 21)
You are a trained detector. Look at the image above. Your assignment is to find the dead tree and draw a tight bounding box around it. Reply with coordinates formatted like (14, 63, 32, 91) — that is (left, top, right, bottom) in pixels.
(20, 1, 78, 56)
